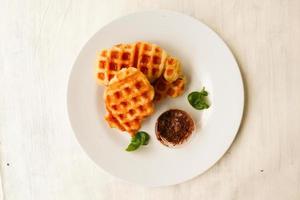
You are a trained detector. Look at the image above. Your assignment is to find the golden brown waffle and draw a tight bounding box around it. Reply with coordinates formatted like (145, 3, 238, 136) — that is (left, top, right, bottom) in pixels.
(96, 41, 167, 85)
(154, 76, 186, 101)
(163, 56, 181, 83)
(135, 41, 168, 82)
(96, 43, 136, 85)
(104, 67, 155, 135)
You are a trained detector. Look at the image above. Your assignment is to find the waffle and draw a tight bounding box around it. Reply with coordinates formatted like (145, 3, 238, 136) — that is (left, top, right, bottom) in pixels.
(96, 43, 136, 85)
(96, 41, 168, 85)
(104, 67, 155, 135)
(135, 41, 168, 82)
(163, 56, 181, 83)
(154, 76, 186, 101)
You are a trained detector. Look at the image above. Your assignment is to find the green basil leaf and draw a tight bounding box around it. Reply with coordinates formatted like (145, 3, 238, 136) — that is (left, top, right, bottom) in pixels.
(188, 87, 210, 110)
(125, 143, 141, 151)
(193, 102, 209, 110)
(139, 132, 150, 145)
(125, 137, 141, 151)
(125, 131, 150, 151)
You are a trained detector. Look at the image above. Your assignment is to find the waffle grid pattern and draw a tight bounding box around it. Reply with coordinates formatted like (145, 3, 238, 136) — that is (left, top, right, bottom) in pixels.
(104, 68, 154, 134)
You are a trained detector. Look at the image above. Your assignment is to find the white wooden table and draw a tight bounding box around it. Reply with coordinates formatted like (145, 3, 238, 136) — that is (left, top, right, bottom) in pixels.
(1, 0, 300, 199)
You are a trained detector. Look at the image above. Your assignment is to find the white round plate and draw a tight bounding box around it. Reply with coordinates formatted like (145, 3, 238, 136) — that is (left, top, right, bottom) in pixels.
(67, 10, 244, 187)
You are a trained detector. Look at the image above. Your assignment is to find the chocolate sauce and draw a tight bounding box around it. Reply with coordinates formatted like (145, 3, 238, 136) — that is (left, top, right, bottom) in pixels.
(156, 109, 195, 147)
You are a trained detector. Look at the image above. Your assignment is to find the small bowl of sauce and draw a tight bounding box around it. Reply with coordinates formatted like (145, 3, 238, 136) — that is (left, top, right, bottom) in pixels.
(156, 109, 195, 147)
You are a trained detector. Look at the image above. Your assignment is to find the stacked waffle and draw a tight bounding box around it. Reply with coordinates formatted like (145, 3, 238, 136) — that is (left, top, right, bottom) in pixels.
(96, 41, 187, 135)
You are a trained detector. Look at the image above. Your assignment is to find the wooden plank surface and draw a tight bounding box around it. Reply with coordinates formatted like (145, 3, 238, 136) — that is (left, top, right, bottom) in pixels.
(1, 0, 300, 199)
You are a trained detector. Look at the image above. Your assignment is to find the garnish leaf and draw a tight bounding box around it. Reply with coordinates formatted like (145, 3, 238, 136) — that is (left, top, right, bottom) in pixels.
(188, 87, 210, 110)
(125, 131, 150, 152)
(140, 131, 150, 145)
